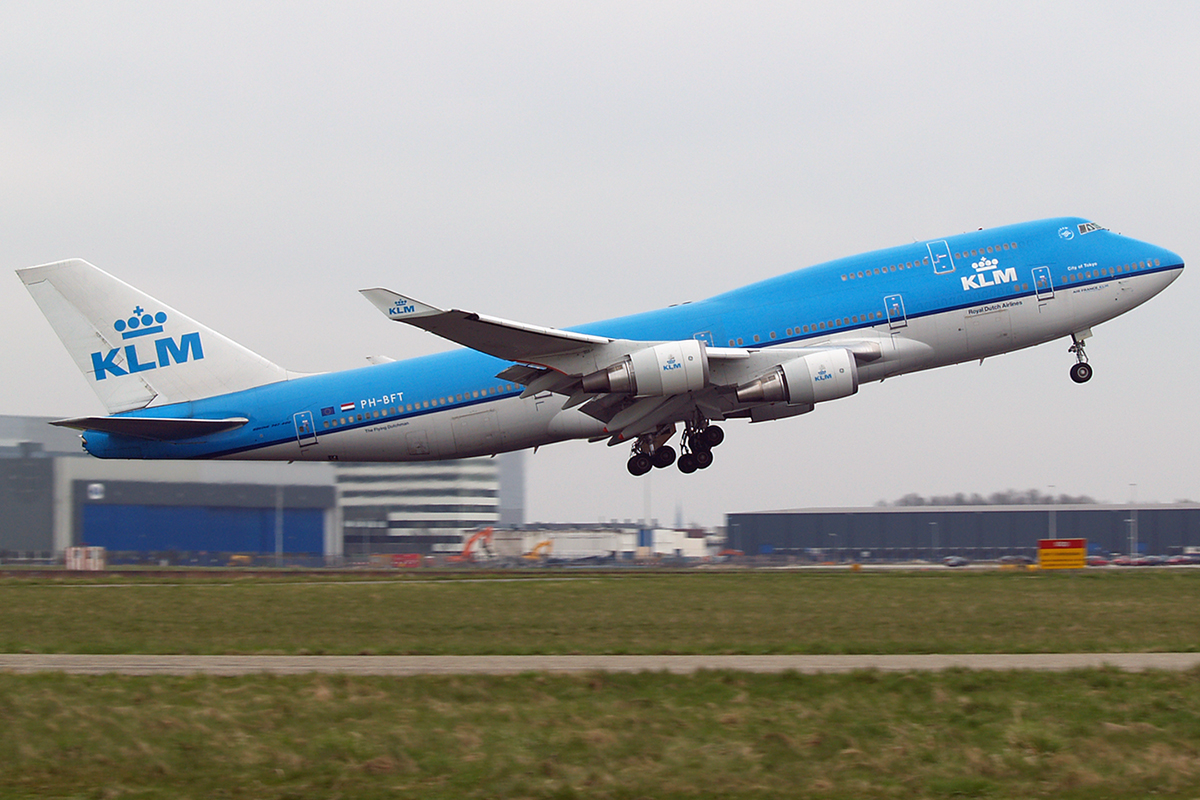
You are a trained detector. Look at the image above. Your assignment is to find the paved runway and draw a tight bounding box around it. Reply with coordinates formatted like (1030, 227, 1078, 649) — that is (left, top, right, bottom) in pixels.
(2, 653, 1199, 676)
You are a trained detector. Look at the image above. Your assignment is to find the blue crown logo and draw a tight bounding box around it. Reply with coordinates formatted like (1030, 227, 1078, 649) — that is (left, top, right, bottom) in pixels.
(113, 306, 168, 340)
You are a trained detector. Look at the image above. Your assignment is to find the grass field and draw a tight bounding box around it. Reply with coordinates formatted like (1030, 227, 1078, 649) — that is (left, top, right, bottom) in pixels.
(2, 569, 1198, 655)
(4, 668, 1200, 799)
(3, 569, 1200, 798)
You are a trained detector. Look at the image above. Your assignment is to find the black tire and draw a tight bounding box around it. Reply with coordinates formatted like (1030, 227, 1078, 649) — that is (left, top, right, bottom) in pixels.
(1070, 362, 1093, 384)
(677, 454, 698, 474)
(627, 454, 653, 476)
(695, 449, 714, 469)
(700, 426, 725, 448)
(652, 445, 676, 469)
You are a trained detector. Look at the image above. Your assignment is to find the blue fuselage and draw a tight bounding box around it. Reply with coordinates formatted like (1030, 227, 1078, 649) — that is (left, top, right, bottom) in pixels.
(81, 217, 1183, 461)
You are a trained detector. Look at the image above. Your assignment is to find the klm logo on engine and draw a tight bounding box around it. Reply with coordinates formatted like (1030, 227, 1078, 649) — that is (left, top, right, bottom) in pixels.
(90, 307, 204, 381)
(662, 354, 683, 372)
(961, 256, 1018, 291)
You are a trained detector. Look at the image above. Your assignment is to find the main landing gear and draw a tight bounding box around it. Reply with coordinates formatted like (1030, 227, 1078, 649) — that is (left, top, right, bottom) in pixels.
(626, 420, 725, 476)
(1068, 332, 1093, 384)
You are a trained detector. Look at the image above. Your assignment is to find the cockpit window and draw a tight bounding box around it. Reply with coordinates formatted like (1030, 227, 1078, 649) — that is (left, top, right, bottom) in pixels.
(1078, 222, 1107, 235)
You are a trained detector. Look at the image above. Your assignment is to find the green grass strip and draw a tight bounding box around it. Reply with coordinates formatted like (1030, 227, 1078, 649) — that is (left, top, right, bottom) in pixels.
(2, 571, 1199, 656)
(2, 668, 1199, 799)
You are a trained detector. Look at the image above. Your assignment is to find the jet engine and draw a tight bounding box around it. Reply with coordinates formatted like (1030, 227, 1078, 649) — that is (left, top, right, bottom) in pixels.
(582, 339, 710, 397)
(735, 349, 859, 406)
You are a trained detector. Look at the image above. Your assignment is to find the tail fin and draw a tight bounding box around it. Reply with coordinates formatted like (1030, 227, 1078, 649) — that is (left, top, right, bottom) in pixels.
(18, 259, 290, 414)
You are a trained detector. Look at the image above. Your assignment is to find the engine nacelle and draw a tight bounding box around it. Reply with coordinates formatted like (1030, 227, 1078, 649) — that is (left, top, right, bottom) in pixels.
(735, 349, 859, 406)
(582, 339, 710, 397)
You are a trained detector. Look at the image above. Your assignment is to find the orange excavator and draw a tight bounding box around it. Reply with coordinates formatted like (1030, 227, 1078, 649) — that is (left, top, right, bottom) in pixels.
(447, 527, 495, 563)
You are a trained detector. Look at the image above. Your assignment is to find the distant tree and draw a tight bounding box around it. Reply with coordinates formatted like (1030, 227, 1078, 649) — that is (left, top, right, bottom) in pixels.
(880, 489, 1097, 506)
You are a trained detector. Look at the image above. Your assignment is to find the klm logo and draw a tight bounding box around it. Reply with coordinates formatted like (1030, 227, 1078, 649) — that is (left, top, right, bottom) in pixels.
(961, 257, 1018, 291)
(90, 307, 204, 381)
(388, 299, 416, 316)
(662, 354, 683, 372)
(814, 367, 833, 382)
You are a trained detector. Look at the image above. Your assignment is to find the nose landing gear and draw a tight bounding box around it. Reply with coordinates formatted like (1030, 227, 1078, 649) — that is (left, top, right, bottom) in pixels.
(1068, 331, 1093, 384)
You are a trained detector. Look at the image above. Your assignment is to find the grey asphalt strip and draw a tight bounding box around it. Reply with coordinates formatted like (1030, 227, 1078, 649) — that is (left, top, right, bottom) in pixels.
(1, 653, 1199, 676)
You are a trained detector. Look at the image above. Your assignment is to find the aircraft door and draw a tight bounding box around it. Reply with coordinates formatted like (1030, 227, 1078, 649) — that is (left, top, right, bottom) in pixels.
(1033, 266, 1054, 301)
(884, 294, 908, 329)
(927, 241, 955, 274)
(292, 411, 318, 446)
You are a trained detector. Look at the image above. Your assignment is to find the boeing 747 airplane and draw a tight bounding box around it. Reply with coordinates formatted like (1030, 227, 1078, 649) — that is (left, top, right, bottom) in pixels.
(16, 217, 1183, 475)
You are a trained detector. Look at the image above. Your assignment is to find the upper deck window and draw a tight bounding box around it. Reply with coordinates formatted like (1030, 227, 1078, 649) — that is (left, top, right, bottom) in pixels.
(1078, 222, 1107, 235)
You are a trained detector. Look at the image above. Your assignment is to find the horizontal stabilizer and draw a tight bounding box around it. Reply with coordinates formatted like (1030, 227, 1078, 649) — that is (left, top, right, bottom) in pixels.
(51, 416, 249, 441)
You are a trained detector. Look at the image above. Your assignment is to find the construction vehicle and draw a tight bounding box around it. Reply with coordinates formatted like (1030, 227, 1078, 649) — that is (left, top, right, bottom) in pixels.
(447, 527, 495, 563)
(522, 540, 553, 561)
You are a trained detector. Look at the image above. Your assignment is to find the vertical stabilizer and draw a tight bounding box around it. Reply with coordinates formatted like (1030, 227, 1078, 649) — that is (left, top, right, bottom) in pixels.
(17, 259, 290, 414)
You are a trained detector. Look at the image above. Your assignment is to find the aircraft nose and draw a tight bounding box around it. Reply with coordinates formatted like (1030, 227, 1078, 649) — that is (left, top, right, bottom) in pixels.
(1156, 243, 1184, 270)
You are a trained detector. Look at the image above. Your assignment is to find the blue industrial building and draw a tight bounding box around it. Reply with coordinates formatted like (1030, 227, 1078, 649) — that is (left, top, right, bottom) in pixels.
(727, 505, 1200, 561)
(2, 415, 340, 563)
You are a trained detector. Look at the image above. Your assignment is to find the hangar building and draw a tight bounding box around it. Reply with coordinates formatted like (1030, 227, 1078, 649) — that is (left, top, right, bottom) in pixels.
(1, 415, 515, 563)
(727, 505, 1200, 561)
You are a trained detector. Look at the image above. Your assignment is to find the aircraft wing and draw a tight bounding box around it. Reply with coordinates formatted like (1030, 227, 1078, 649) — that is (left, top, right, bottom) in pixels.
(359, 289, 615, 364)
(360, 287, 895, 441)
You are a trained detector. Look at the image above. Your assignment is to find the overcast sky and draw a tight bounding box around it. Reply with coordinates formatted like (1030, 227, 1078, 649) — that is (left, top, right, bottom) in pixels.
(4, 2, 1197, 527)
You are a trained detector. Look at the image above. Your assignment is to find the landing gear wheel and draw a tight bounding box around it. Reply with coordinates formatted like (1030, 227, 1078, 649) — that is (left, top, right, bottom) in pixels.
(1068, 333, 1092, 384)
(699, 425, 724, 448)
(627, 454, 653, 476)
(651, 445, 676, 469)
(677, 454, 698, 474)
(694, 449, 714, 469)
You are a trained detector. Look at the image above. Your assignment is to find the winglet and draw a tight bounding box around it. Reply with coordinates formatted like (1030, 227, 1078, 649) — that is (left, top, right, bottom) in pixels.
(359, 289, 443, 321)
